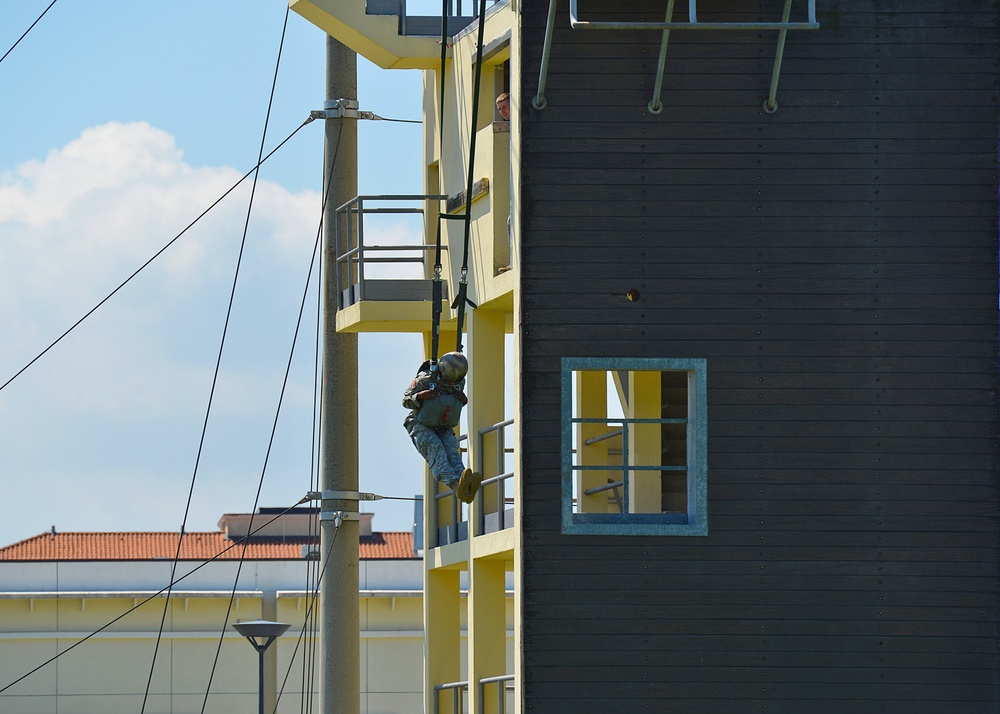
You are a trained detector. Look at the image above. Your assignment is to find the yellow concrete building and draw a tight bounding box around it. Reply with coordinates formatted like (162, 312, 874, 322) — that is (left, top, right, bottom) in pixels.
(291, 1, 519, 711)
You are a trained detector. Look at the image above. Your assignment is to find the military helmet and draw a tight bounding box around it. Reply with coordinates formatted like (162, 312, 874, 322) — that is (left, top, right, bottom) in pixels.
(437, 351, 468, 382)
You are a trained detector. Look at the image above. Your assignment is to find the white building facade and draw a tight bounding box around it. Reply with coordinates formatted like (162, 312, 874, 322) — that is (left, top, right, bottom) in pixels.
(0, 511, 432, 713)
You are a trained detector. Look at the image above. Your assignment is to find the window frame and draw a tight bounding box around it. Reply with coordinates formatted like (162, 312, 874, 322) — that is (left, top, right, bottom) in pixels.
(560, 357, 708, 536)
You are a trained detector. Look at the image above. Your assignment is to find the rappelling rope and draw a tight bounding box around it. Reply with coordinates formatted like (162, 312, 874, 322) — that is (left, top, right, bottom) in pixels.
(430, 0, 489, 360)
(429, 0, 451, 366)
(452, 0, 489, 353)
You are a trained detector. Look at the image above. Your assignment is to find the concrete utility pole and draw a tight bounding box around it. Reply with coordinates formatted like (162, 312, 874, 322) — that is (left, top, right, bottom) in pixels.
(320, 35, 359, 714)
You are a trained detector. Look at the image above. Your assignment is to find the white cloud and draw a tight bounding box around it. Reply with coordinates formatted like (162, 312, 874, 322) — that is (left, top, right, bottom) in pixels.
(0, 120, 320, 373)
(0, 122, 184, 227)
(0, 121, 434, 548)
(0, 122, 334, 544)
(0, 122, 319, 312)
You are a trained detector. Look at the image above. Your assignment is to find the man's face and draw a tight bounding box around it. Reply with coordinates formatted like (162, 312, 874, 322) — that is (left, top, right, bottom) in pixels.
(497, 98, 510, 120)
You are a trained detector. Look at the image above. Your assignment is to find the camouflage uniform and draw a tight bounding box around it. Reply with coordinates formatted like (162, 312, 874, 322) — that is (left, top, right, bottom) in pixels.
(403, 367, 467, 487)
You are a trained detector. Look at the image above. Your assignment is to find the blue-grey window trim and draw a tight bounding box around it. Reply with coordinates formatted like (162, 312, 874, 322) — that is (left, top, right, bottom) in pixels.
(561, 357, 708, 536)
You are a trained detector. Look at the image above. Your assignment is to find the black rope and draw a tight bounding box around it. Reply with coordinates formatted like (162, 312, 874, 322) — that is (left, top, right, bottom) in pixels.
(0, 498, 309, 695)
(429, 0, 452, 366)
(452, 0, 490, 353)
(274, 152, 415, 711)
(197, 114, 345, 714)
(274, 515, 340, 714)
(138, 9, 296, 706)
(0, 118, 314, 395)
(289, 120, 345, 714)
(0, 0, 59, 66)
(297, 137, 330, 714)
(194, 10, 297, 710)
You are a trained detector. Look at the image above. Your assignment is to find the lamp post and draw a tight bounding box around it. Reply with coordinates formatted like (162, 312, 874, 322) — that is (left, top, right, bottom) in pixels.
(232, 619, 291, 714)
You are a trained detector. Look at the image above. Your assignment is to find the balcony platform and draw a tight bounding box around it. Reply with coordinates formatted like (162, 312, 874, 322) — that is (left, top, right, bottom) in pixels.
(335, 284, 454, 334)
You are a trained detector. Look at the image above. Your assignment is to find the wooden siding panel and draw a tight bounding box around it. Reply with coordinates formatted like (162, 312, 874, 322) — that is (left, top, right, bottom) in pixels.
(518, 0, 1000, 711)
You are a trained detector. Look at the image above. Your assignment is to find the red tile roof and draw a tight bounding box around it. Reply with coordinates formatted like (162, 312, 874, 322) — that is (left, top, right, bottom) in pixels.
(0, 531, 416, 561)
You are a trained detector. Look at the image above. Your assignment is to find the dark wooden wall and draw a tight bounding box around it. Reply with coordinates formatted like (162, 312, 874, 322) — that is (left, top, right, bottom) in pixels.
(517, 1, 999, 711)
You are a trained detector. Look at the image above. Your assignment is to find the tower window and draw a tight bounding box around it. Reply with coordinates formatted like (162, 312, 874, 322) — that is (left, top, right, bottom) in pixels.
(561, 357, 708, 536)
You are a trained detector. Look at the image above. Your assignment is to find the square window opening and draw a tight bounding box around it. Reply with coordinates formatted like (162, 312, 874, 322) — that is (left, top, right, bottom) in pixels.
(562, 358, 707, 536)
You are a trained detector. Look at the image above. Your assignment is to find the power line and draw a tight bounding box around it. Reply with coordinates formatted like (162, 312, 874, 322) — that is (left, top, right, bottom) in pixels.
(295, 118, 346, 714)
(0, 498, 309, 695)
(298, 152, 328, 714)
(135, 7, 296, 712)
(276, 514, 340, 714)
(376, 116, 420, 124)
(0, 0, 59, 67)
(198, 23, 351, 714)
(197, 114, 347, 714)
(0, 117, 315, 395)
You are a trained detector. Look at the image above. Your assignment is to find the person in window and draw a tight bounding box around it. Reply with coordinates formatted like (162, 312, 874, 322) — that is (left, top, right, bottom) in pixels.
(496, 92, 510, 121)
(403, 352, 482, 503)
(496, 92, 513, 272)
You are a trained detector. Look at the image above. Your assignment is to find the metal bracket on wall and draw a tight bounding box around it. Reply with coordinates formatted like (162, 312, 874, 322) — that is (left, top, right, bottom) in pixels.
(532, 0, 820, 114)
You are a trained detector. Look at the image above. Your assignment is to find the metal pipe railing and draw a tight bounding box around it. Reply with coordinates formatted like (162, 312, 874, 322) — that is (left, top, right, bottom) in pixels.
(584, 478, 624, 513)
(583, 479, 624, 496)
(476, 419, 515, 534)
(477, 674, 515, 714)
(402, 0, 504, 16)
(568, 0, 818, 30)
(535, 0, 819, 112)
(764, 0, 794, 113)
(583, 428, 622, 446)
(531, 0, 559, 110)
(647, 0, 677, 114)
(333, 194, 447, 309)
(430, 433, 470, 548)
(434, 680, 468, 714)
(572, 417, 688, 516)
(432, 482, 461, 546)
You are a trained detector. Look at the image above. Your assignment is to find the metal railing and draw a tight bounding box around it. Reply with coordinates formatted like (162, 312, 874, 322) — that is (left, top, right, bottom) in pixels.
(534, 0, 820, 113)
(430, 420, 515, 545)
(432, 480, 462, 545)
(401, 0, 499, 18)
(397, 0, 505, 37)
(434, 680, 467, 714)
(431, 434, 470, 547)
(571, 417, 686, 515)
(478, 674, 515, 714)
(333, 194, 446, 309)
(581, 428, 624, 511)
(476, 419, 515, 534)
(584, 478, 624, 513)
(434, 675, 515, 714)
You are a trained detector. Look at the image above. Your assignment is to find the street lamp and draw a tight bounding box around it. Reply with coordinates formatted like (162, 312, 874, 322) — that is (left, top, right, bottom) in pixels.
(232, 619, 291, 714)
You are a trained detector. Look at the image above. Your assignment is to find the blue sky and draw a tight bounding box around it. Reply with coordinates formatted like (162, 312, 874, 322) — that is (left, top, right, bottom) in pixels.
(0, 1, 430, 545)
